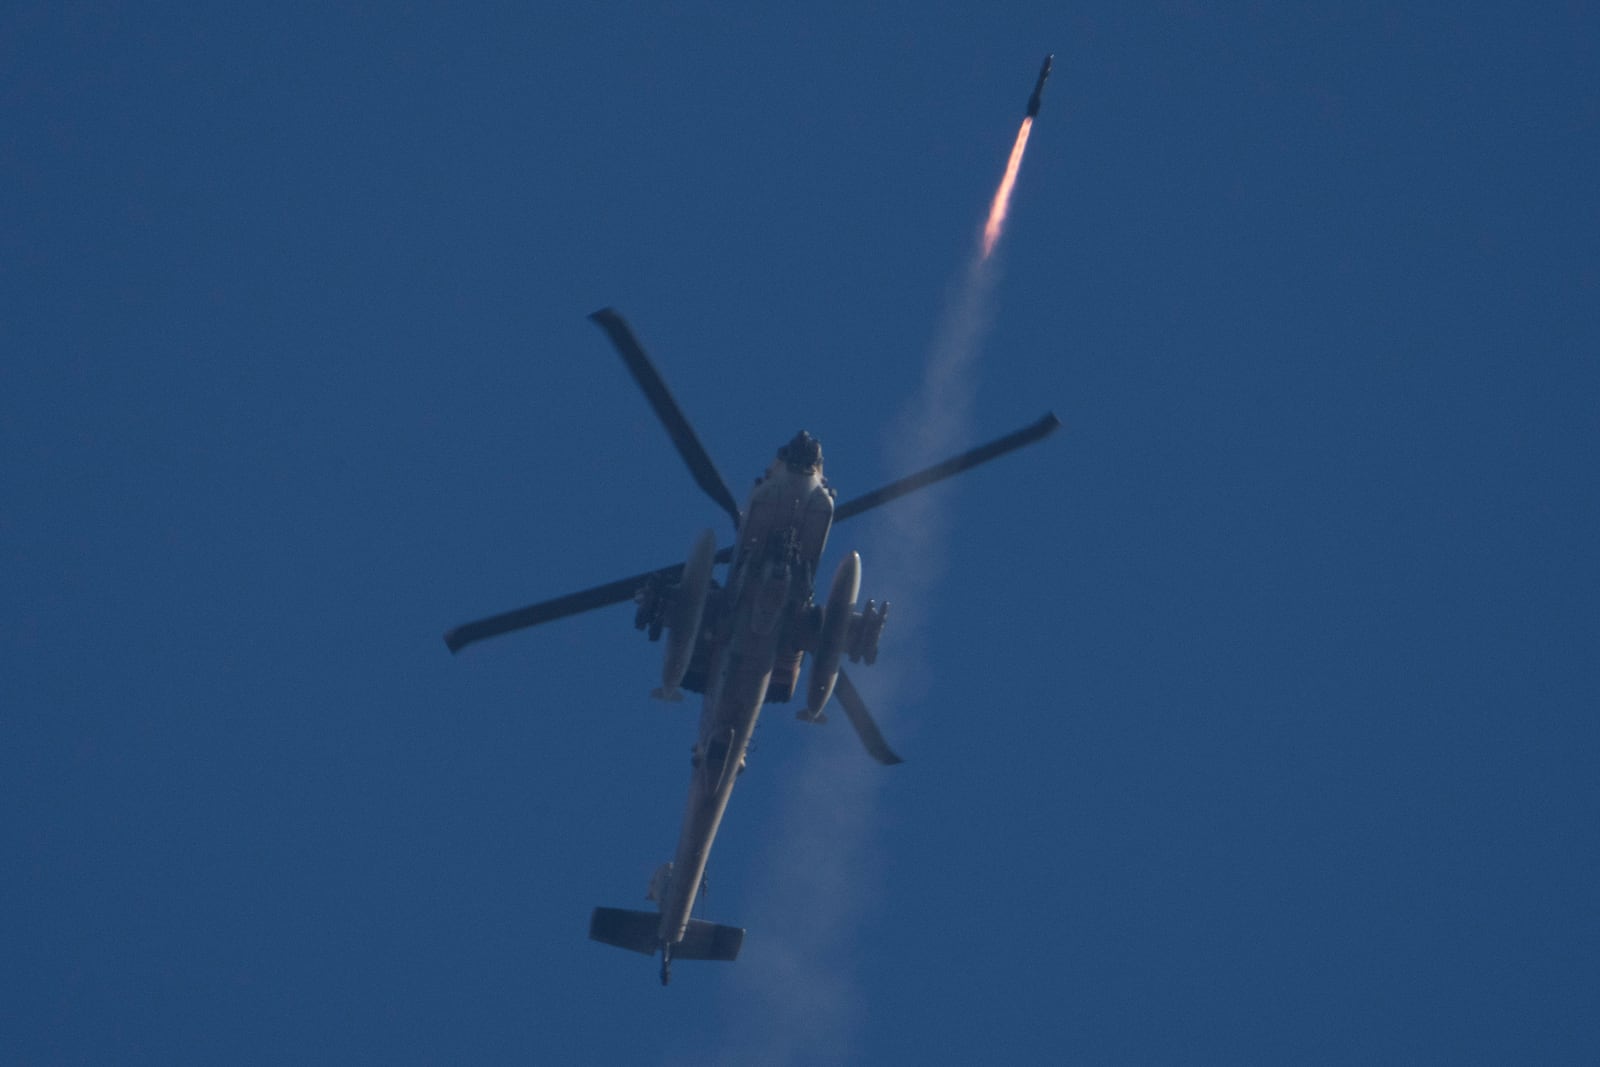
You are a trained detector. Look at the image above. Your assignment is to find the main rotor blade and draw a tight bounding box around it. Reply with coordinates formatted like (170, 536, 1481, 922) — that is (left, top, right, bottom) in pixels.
(833, 412, 1060, 523)
(444, 546, 734, 653)
(834, 670, 903, 766)
(589, 308, 743, 531)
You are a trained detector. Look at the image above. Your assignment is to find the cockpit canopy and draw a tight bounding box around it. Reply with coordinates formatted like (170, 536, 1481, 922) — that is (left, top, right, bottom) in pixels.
(777, 430, 823, 474)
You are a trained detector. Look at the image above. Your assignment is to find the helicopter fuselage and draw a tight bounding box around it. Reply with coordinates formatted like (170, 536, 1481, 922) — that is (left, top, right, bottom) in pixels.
(445, 307, 1057, 983)
(655, 455, 834, 947)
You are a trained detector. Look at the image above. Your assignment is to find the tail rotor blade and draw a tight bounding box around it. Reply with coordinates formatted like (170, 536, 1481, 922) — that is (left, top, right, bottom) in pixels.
(834, 670, 903, 765)
(589, 308, 743, 531)
(834, 412, 1060, 523)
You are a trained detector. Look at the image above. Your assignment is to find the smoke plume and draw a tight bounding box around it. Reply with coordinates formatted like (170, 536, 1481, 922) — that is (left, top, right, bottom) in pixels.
(706, 115, 1034, 1066)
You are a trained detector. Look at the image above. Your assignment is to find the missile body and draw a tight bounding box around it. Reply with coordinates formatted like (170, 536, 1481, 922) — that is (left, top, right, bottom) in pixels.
(1026, 53, 1053, 118)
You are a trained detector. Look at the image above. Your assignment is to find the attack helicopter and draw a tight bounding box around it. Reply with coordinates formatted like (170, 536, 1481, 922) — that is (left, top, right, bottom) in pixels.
(444, 308, 1058, 984)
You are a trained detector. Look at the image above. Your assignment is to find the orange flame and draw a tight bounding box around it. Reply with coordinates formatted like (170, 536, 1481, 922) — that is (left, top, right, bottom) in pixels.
(981, 117, 1033, 259)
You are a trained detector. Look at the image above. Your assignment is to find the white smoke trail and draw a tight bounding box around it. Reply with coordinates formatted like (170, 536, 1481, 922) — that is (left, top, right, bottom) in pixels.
(707, 254, 1002, 1065)
(707, 120, 1027, 1066)
(707, 732, 879, 1065)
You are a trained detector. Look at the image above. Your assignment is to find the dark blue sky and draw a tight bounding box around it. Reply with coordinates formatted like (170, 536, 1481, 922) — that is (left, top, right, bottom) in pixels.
(5, 4, 1596, 1064)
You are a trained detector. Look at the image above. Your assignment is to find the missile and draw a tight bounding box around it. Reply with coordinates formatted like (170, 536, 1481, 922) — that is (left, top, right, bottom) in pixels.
(1026, 53, 1053, 118)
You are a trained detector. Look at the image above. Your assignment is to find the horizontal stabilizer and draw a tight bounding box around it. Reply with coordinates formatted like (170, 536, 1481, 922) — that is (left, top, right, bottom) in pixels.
(675, 918, 745, 962)
(589, 907, 744, 962)
(590, 907, 659, 956)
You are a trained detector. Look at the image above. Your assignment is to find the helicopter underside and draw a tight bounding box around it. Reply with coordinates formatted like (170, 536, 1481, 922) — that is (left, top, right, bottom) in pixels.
(441, 306, 1059, 983)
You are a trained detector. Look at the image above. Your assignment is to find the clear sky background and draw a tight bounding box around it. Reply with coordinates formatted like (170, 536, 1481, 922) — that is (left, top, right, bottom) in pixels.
(4, 4, 1597, 1064)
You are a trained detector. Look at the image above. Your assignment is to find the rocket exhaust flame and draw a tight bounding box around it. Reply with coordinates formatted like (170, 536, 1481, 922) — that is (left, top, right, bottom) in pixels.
(980, 54, 1052, 259)
(981, 117, 1034, 259)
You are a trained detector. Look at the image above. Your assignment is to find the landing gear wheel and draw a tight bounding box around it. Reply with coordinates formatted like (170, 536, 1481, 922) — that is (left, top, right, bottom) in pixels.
(659, 946, 672, 986)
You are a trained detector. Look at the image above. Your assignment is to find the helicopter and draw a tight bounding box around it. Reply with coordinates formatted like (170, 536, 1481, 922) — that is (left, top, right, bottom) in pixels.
(444, 308, 1059, 983)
